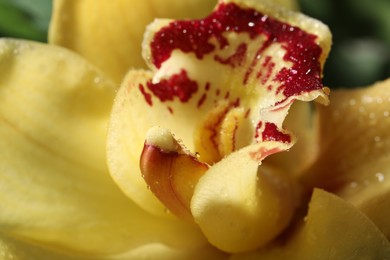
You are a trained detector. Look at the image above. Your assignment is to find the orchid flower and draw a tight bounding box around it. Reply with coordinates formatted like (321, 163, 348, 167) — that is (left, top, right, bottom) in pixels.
(0, 0, 390, 259)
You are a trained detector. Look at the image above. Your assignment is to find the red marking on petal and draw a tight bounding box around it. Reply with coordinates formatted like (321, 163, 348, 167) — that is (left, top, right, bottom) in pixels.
(205, 82, 211, 91)
(262, 122, 291, 143)
(146, 70, 198, 103)
(244, 41, 272, 85)
(261, 61, 275, 85)
(255, 121, 263, 139)
(272, 98, 294, 112)
(168, 106, 174, 114)
(245, 109, 251, 118)
(150, 3, 323, 98)
(208, 107, 230, 155)
(197, 93, 207, 108)
(139, 84, 153, 106)
(214, 43, 247, 68)
(233, 98, 240, 107)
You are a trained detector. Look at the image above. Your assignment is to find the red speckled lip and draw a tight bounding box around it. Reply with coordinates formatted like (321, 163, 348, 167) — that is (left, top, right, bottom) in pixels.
(149, 2, 323, 99)
(139, 1, 328, 147)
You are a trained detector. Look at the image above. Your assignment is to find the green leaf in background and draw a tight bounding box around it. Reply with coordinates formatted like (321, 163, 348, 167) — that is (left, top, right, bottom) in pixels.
(299, 0, 390, 88)
(0, 0, 51, 42)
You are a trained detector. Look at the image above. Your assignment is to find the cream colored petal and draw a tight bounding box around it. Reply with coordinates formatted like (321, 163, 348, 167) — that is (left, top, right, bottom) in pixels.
(109, 243, 227, 260)
(0, 232, 75, 260)
(49, 0, 218, 83)
(108, 70, 212, 216)
(141, 0, 330, 160)
(302, 78, 390, 238)
(0, 233, 226, 260)
(0, 39, 208, 255)
(232, 189, 390, 259)
(264, 101, 319, 176)
(191, 141, 298, 253)
(140, 127, 209, 221)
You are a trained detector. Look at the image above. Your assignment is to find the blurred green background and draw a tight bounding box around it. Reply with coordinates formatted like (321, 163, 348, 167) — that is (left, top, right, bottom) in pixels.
(0, 0, 389, 88)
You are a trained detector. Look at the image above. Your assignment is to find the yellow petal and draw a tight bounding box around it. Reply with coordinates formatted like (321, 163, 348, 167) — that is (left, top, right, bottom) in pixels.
(191, 141, 298, 253)
(0, 232, 226, 260)
(302, 78, 390, 238)
(265, 101, 320, 176)
(0, 232, 75, 260)
(140, 126, 208, 221)
(108, 70, 201, 215)
(49, 0, 218, 83)
(0, 39, 207, 255)
(110, 243, 227, 260)
(233, 189, 390, 259)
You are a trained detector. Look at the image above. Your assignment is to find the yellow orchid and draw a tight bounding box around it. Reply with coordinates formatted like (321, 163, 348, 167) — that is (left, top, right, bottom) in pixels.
(1, 0, 390, 259)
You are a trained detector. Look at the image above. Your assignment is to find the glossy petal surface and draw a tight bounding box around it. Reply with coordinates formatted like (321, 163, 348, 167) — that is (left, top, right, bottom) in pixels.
(302, 78, 390, 238)
(0, 39, 208, 255)
(191, 141, 297, 253)
(0, 232, 74, 260)
(232, 189, 390, 259)
(49, 0, 217, 83)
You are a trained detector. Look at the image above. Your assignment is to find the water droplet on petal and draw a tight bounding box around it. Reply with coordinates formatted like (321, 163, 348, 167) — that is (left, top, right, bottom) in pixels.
(349, 99, 356, 106)
(94, 76, 102, 84)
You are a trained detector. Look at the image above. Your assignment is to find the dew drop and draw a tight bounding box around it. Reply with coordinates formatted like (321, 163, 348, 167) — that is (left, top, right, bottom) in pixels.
(375, 172, 385, 183)
(362, 96, 373, 104)
(220, 187, 228, 198)
(349, 99, 356, 106)
(384, 111, 389, 117)
(94, 76, 102, 84)
(349, 181, 358, 188)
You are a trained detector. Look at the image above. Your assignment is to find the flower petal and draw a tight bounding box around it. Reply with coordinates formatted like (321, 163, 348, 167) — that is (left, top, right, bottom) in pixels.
(49, 0, 218, 83)
(0, 39, 208, 255)
(232, 189, 390, 259)
(108, 70, 204, 215)
(109, 0, 331, 217)
(109, 243, 227, 260)
(141, 0, 331, 156)
(140, 126, 208, 221)
(302, 78, 390, 238)
(191, 141, 298, 253)
(265, 101, 319, 176)
(0, 232, 74, 260)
